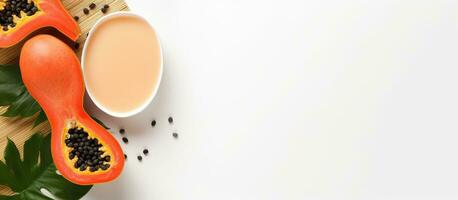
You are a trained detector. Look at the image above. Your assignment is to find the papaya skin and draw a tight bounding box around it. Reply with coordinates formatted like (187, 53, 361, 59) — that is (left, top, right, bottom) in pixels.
(19, 34, 124, 185)
(0, 0, 80, 48)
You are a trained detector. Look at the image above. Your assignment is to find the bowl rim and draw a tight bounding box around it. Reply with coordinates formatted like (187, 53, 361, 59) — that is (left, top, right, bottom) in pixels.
(81, 11, 164, 118)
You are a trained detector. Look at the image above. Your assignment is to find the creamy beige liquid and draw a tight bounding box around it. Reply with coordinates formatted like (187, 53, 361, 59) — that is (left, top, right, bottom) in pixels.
(84, 15, 161, 114)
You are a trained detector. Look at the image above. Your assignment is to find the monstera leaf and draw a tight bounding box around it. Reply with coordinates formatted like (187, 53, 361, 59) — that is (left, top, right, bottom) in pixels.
(0, 133, 92, 199)
(0, 65, 44, 126)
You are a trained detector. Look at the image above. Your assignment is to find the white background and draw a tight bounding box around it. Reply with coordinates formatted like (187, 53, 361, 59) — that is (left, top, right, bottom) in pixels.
(83, 0, 458, 199)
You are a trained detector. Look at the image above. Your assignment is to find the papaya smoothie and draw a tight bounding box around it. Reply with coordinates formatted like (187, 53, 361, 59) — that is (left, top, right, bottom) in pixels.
(82, 13, 162, 117)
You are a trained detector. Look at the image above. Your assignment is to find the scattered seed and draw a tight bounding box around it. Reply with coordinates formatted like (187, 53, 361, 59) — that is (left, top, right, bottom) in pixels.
(122, 137, 128, 143)
(103, 4, 109, 9)
(151, 120, 156, 127)
(168, 117, 173, 124)
(74, 42, 80, 50)
(83, 8, 89, 15)
(124, 154, 127, 159)
(101, 7, 108, 14)
(73, 16, 79, 21)
(89, 3, 96, 10)
(173, 132, 178, 138)
(137, 155, 142, 161)
(143, 149, 149, 155)
(119, 128, 125, 134)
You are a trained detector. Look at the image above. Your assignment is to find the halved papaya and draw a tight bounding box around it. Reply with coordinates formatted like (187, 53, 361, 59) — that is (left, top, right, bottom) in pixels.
(0, 0, 80, 48)
(19, 34, 124, 185)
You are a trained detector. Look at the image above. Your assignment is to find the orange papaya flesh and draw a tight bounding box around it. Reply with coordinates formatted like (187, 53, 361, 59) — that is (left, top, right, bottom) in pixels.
(19, 34, 124, 185)
(0, 0, 80, 48)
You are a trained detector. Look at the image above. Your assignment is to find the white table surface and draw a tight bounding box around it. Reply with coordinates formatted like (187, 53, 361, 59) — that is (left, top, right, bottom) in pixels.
(83, 0, 458, 199)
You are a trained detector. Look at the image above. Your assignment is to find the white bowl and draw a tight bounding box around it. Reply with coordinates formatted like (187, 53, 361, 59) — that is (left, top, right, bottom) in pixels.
(81, 11, 163, 118)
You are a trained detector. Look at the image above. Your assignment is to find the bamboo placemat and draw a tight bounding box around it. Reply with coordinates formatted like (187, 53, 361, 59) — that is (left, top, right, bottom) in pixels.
(0, 0, 128, 195)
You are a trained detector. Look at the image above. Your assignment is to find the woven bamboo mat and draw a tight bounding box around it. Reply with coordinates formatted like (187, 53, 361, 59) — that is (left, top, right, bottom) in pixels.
(0, 0, 128, 195)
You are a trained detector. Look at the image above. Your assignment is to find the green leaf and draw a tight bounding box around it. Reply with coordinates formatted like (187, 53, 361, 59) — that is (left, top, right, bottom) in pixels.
(0, 65, 25, 106)
(0, 85, 24, 106)
(0, 133, 92, 200)
(38, 134, 52, 171)
(0, 65, 21, 84)
(0, 65, 42, 119)
(23, 134, 43, 181)
(0, 195, 13, 200)
(4, 138, 25, 189)
(0, 161, 19, 191)
(20, 164, 91, 200)
(1, 92, 41, 117)
(33, 110, 47, 128)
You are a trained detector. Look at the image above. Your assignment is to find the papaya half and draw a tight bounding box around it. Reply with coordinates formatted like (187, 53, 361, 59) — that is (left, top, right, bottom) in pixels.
(0, 0, 80, 48)
(19, 34, 124, 185)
